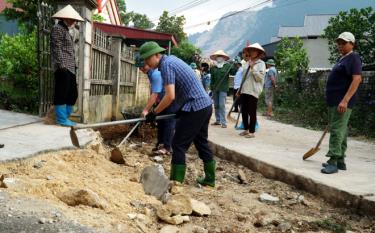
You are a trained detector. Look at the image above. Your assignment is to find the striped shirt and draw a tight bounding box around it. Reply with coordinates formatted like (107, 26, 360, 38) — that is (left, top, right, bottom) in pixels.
(159, 55, 212, 112)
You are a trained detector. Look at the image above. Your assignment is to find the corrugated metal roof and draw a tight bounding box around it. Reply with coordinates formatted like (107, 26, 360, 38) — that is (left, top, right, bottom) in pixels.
(278, 14, 336, 38)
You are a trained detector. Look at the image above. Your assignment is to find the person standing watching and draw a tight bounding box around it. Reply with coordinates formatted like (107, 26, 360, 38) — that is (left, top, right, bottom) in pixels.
(237, 43, 266, 138)
(233, 57, 243, 112)
(321, 32, 362, 174)
(51, 5, 84, 126)
(210, 50, 236, 128)
(263, 59, 277, 117)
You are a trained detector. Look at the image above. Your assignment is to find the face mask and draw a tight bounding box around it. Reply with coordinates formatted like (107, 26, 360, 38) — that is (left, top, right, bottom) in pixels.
(216, 57, 225, 63)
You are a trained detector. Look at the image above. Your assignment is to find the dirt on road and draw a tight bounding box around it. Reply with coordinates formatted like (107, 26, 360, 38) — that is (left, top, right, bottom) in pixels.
(0, 128, 374, 233)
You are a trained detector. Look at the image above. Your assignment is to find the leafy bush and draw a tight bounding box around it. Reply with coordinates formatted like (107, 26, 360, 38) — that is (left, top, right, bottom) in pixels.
(0, 29, 38, 113)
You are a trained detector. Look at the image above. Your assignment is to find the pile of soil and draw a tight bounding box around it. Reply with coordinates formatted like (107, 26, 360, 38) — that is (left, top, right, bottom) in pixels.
(0, 132, 374, 232)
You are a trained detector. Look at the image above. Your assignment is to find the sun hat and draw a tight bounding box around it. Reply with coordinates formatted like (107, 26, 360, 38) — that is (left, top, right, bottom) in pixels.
(190, 62, 197, 69)
(266, 59, 276, 66)
(139, 41, 166, 59)
(210, 50, 230, 61)
(336, 32, 355, 43)
(243, 43, 266, 55)
(135, 54, 145, 68)
(52, 5, 84, 22)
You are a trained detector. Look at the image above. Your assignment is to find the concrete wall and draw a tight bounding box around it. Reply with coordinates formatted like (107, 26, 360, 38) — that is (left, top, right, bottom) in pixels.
(303, 38, 332, 69)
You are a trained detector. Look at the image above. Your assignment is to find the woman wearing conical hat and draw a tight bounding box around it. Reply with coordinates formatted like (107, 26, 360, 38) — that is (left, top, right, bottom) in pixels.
(237, 43, 266, 138)
(210, 50, 237, 128)
(50, 5, 83, 126)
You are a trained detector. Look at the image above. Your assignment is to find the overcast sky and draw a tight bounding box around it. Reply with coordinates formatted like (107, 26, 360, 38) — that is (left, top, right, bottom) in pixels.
(126, 0, 272, 34)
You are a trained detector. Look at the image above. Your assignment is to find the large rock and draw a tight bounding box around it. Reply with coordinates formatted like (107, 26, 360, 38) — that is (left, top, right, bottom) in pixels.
(191, 199, 211, 216)
(140, 165, 170, 201)
(157, 194, 193, 225)
(259, 193, 280, 204)
(57, 188, 107, 209)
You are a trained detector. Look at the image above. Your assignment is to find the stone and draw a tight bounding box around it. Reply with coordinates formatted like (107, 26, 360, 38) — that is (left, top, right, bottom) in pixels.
(237, 169, 247, 184)
(46, 175, 54, 180)
(33, 161, 44, 169)
(130, 200, 145, 209)
(180, 224, 208, 233)
(237, 214, 247, 222)
(170, 185, 184, 195)
(278, 222, 292, 232)
(38, 218, 47, 224)
(297, 195, 304, 203)
(181, 215, 190, 222)
(254, 211, 280, 227)
(127, 213, 137, 220)
(259, 193, 280, 204)
(136, 214, 152, 226)
(159, 225, 179, 233)
(0, 177, 19, 189)
(249, 188, 259, 194)
(140, 165, 170, 201)
(153, 156, 164, 163)
(191, 199, 211, 216)
(57, 188, 107, 209)
(166, 194, 193, 216)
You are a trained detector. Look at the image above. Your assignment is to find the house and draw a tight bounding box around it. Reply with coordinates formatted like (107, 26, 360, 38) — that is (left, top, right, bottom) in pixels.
(263, 14, 336, 71)
(94, 0, 121, 25)
(0, 0, 19, 35)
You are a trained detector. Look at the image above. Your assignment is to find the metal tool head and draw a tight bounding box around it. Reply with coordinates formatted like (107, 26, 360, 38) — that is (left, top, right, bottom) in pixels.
(110, 147, 125, 164)
(303, 147, 320, 160)
(70, 126, 80, 148)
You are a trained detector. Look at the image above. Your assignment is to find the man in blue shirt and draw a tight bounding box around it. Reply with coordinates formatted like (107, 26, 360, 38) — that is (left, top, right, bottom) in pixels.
(233, 58, 243, 112)
(139, 41, 215, 187)
(263, 59, 277, 117)
(135, 55, 175, 155)
(322, 32, 362, 174)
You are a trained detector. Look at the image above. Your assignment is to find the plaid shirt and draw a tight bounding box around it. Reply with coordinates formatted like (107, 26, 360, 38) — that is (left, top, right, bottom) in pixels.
(159, 55, 212, 112)
(51, 21, 76, 75)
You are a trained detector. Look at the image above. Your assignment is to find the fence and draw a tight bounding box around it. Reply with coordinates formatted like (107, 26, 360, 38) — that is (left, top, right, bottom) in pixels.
(86, 27, 150, 123)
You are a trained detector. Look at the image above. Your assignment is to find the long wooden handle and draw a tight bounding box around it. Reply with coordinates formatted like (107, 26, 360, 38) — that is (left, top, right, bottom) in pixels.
(315, 126, 329, 149)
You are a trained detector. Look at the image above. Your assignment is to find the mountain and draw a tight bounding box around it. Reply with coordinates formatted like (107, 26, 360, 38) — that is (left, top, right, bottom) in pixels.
(189, 0, 375, 57)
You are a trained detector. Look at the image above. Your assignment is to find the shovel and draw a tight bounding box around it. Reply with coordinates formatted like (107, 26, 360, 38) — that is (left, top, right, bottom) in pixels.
(110, 121, 141, 164)
(70, 114, 175, 148)
(303, 126, 329, 160)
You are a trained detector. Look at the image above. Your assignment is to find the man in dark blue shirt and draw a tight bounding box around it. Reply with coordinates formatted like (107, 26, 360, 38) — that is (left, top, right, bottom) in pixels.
(322, 32, 362, 174)
(139, 41, 216, 187)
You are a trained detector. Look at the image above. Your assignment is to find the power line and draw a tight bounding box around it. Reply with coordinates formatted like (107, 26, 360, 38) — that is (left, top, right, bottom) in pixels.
(184, 0, 273, 29)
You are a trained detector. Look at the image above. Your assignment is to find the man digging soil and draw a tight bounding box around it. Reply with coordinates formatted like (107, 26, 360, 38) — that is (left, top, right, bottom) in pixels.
(139, 41, 216, 187)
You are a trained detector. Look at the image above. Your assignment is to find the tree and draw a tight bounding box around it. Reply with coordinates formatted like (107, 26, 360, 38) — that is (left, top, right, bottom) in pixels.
(122, 11, 154, 29)
(156, 11, 186, 42)
(324, 7, 375, 64)
(92, 14, 105, 23)
(171, 40, 201, 64)
(3, 0, 52, 33)
(274, 37, 309, 81)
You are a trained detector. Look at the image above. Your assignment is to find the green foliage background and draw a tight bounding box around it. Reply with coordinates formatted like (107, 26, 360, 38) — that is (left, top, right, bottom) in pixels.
(0, 29, 39, 113)
(171, 40, 201, 64)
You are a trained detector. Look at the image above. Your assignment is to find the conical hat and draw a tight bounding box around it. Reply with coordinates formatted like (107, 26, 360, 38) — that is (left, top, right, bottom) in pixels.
(243, 43, 265, 54)
(210, 50, 230, 61)
(52, 5, 84, 22)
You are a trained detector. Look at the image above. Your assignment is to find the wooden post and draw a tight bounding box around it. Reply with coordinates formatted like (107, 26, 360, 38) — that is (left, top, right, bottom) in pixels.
(111, 37, 122, 120)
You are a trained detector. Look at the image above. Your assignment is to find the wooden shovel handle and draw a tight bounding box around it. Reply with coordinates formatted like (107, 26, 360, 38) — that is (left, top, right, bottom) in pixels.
(315, 126, 329, 149)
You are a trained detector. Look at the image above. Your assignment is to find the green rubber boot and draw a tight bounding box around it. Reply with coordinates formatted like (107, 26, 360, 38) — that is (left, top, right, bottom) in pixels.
(197, 160, 216, 187)
(170, 164, 186, 183)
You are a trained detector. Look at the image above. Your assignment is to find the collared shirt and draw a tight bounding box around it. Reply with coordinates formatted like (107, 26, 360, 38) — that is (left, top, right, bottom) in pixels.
(158, 55, 212, 112)
(51, 20, 76, 75)
(233, 66, 243, 89)
(264, 66, 277, 88)
(147, 68, 164, 100)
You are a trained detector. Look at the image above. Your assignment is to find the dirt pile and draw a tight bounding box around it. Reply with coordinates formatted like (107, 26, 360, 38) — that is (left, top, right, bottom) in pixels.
(0, 134, 374, 232)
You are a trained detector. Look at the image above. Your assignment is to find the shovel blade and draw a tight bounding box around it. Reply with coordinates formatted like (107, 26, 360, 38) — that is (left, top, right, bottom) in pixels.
(70, 127, 80, 148)
(303, 147, 320, 160)
(110, 147, 125, 164)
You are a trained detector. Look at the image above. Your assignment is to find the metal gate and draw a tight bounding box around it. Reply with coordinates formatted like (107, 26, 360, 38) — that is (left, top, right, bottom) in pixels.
(37, 1, 55, 117)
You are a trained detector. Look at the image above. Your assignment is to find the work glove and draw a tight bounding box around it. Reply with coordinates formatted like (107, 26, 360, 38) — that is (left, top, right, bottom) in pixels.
(145, 110, 157, 123)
